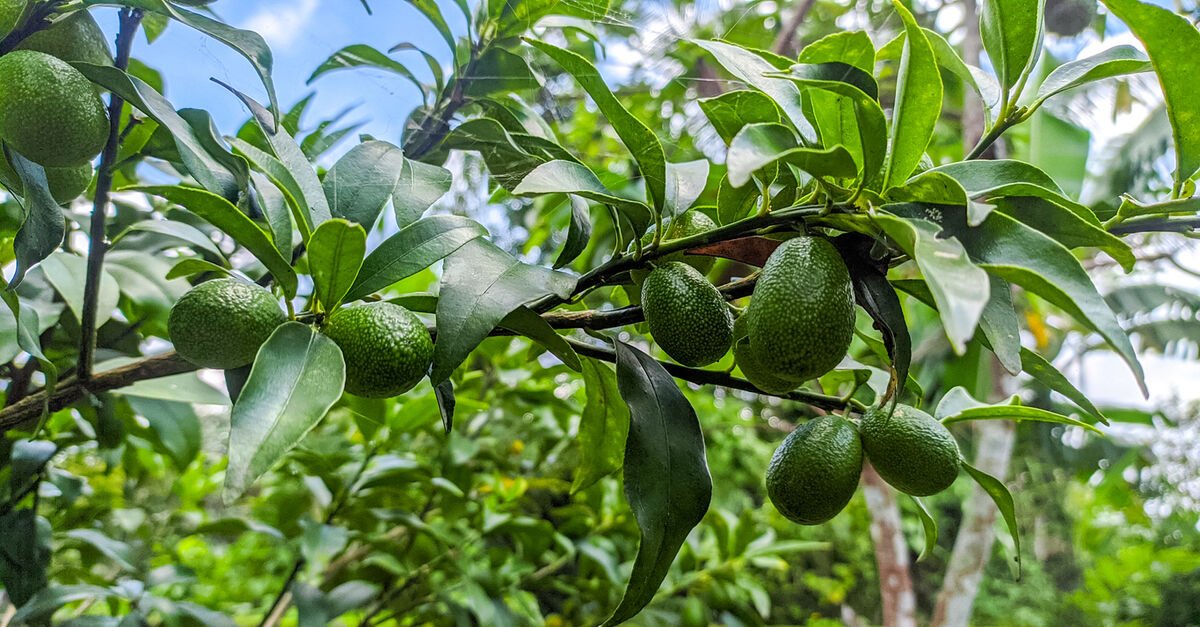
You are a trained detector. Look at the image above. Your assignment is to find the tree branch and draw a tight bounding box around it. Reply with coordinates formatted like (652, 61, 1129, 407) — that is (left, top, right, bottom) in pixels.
(0, 1, 62, 55)
(771, 0, 817, 55)
(78, 8, 143, 383)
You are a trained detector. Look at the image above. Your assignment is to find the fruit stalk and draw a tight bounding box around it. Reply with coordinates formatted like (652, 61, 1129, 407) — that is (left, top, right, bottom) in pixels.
(77, 7, 142, 383)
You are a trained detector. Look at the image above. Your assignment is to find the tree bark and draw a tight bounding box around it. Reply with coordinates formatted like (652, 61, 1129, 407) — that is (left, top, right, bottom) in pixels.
(862, 462, 918, 627)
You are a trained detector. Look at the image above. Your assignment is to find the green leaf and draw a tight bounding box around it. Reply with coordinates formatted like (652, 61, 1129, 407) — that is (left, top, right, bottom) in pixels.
(403, 0, 456, 55)
(323, 140, 407, 229)
(717, 174, 759, 225)
(179, 108, 253, 194)
(1034, 45, 1151, 105)
(604, 340, 711, 626)
(431, 238, 575, 383)
(513, 160, 654, 235)
(961, 461, 1021, 576)
(223, 322, 346, 501)
(10, 439, 55, 492)
(942, 403, 1104, 435)
(553, 195, 592, 269)
(40, 252, 119, 327)
(835, 234, 911, 401)
(0, 510, 50, 606)
(1101, 0, 1200, 186)
(390, 42, 445, 94)
(166, 258, 230, 280)
(463, 48, 541, 97)
(697, 90, 781, 144)
(886, 171, 969, 206)
(308, 219, 367, 312)
(571, 358, 630, 493)
(797, 30, 876, 71)
(873, 214, 989, 352)
(216, 82, 332, 236)
(499, 305, 581, 372)
(978, 278, 1022, 376)
(0, 289, 56, 413)
(393, 156, 452, 227)
(129, 185, 299, 298)
(527, 39, 667, 215)
(665, 160, 709, 216)
(910, 496, 938, 562)
(7, 153, 65, 287)
(235, 142, 306, 248)
(726, 123, 857, 188)
(903, 205, 1146, 396)
(74, 63, 239, 199)
(113, 219, 228, 265)
(990, 197, 1134, 272)
(434, 379, 454, 433)
(695, 40, 813, 141)
(64, 529, 136, 572)
(308, 44, 423, 95)
(980, 0, 1045, 92)
(885, 0, 943, 189)
(441, 118, 577, 191)
(344, 215, 486, 302)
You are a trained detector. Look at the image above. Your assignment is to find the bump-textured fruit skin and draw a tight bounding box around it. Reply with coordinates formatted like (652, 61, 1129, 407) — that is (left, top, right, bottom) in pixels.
(641, 261, 734, 367)
(0, 152, 92, 203)
(746, 236, 854, 381)
(860, 404, 961, 496)
(168, 278, 286, 369)
(732, 314, 799, 394)
(17, 10, 113, 66)
(766, 415, 863, 525)
(0, 51, 108, 167)
(662, 210, 717, 273)
(322, 302, 433, 398)
(0, 0, 24, 40)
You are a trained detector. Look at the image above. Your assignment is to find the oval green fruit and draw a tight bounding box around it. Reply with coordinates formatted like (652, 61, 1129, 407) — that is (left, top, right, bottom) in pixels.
(0, 50, 108, 167)
(0, 151, 92, 204)
(746, 236, 854, 381)
(168, 278, 287, 369)
(322, 302, 433, 398)
(0, 0, 25, 40)
(860, 404, 961, 496)
(17, 10, 113, 66)
(641, 261, 733, 367)
(765, 415, 863, 525)
(732, 314, 799, 395)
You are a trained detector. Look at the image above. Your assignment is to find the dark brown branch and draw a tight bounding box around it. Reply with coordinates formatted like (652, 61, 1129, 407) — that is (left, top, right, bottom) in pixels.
(78, 8, 143, 383)
(771, 0, 818, 55)
(0, 1, 62, 55)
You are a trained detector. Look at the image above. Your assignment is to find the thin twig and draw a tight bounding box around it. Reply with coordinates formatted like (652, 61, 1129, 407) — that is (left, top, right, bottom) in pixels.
(78, 8, 143, 383)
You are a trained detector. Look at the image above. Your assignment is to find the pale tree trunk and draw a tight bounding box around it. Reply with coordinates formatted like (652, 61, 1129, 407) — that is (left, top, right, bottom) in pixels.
(862, 463, 918, 627)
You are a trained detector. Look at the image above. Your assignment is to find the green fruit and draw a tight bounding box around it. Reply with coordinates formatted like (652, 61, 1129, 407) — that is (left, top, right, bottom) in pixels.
(746, 236, 854, 381)
(641, 261, 733, 367)
(732, 314, 799, 395)
(0, 0, 25, 40)
(1045, 0, 1096, 37)
(860, 404, 961, 496)
(765, 415, 863, 525)
(17, 10, 113, 66)
(0, 51, 108, 167)
(0, 151, 92, 204)
(322, 302, 433, 398)
(168, 278, 286, 369)
(641, 210, 718, 274)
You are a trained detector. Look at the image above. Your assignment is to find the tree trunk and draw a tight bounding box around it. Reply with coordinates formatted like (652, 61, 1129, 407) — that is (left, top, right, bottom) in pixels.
(863, 462, 918, 627)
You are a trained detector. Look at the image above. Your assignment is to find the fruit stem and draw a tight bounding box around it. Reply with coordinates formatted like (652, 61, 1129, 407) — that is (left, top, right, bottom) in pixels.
(78, 7, 143, 384)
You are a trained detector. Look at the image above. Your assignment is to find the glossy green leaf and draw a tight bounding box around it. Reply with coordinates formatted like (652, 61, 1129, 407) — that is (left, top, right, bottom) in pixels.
(233, 140, 308, 242)
(942, 404, 1103, 435)
(308, 44, 423, 94)
(308, 219, 367, 311)
(403, 0, 456, 54)
(441, 117, 577, 191)
(7, 153, 65, 287)
(323, 141, 407, 229)
(344, 215, 486, 302)
(717, 174, 759, 225)
(390, 41, 445, 94)
(434, 379, 455, 433)
(217, 82, 332, 235)
(1034, 45, 1150, 105)
(554, 195, 592, 269)
(248, 171, 294, 254)
(697, 90, 781, 143)
(431, 238, 575, 383)
(961, 461, 1021, 576)
(910, 496, 938, 562)
(978, 278, 1022, 376)
(887, 170, 969, 206)
(393, 157, 452, 227)
(665, 160, 709, 216)
(463, 48, 541, 96)
(499, 305, 581, 371)
(604, 340, 711, 626)
(166, 258, 230, 280)
(980, 0, 1045, 92)
(874, 214, 989, 353)
(11, 585, 115, 623)
(885, 0, 942, 189)
(929, 159, 1092, 219)
(513, 160, 654, 235)
(114, 219, 228, 265)
(40, 252, 119, 327)
(0, 288, 56, 411)
(223, 323, 346, 501)
(797, 30, 876, 71)
(179, 108, 252, 194)
(129, 185, 298, 298)
(527, 39, 667, 214)
(726, 123, 857, 188)
(1102, 0, 1200, 185)
(835, 235, 911, 401)
(1017, 349, 1105, 423)
(571, 358, 630, 493)
(694, 40, 814, 142)
(74, 63, 239, 199)
(991, 197, 1134, 272)
(0, 510, 50, 606)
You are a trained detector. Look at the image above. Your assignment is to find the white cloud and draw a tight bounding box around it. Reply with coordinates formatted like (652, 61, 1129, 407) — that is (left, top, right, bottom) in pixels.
(240, 0, 320, 51)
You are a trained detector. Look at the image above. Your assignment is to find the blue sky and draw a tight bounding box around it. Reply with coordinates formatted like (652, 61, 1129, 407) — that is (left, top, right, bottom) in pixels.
(94, 1, 463, 153)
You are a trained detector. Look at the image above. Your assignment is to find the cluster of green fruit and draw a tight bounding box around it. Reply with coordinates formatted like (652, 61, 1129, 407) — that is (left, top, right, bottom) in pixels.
(767, 405, 962, 525)
(167, 278, 434, 398)
(0, 6, 113, 202)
